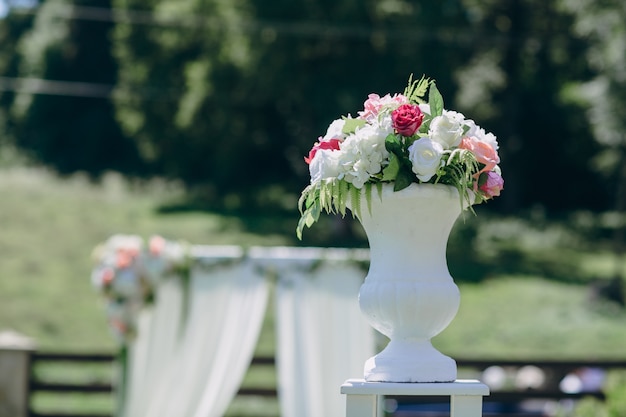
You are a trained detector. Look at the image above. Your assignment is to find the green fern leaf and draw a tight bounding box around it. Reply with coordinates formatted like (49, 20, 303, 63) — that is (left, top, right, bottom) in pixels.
(350, 185, 362, 219)
(338, 180, 349, 216)
(403, 74, 430, 104)
(375, 182, 383, 201)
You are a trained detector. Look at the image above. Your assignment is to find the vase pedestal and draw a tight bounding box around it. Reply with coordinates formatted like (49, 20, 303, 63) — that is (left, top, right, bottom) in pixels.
(341, 378, 489, 417)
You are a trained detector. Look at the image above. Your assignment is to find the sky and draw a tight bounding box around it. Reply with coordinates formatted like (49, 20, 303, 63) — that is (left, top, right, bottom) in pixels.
(0, 0, 38, 18)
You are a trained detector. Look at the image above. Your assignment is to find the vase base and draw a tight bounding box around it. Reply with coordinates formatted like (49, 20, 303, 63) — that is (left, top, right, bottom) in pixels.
(363, 345, 457, 383)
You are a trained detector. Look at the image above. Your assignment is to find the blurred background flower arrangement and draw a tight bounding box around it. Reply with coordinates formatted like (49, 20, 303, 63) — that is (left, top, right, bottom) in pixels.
(91, 234, 189, 344)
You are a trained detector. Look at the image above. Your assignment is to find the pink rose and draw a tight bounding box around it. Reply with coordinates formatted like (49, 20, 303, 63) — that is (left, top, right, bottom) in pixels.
(304, 138, 341, 164)
(479, 171, 504, 198)
(459, 136, 500, 173)
(358, 93, 408, 120)
(392, 104, 424, 136)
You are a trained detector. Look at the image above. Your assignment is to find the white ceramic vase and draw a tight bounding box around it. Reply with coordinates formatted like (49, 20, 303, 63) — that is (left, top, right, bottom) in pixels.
(354, 183, 467, 383)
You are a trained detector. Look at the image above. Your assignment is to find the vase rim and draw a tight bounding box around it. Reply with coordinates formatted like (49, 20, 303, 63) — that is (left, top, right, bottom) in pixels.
(376, 183, 463, 201)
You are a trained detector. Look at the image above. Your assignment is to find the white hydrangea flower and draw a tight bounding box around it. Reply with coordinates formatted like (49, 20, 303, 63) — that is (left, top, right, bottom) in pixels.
(336, 123, 390, 188)
(376, 113, 395, 137)
(408, 137, 444, 182)
(429, 112, 464, 149)
(322, 118, 347, 141)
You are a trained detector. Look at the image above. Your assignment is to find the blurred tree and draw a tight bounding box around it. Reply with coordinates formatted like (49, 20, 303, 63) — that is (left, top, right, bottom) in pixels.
(111, 0, 476, 206)
(0, 3, 35, 149)
(6, 0, 143, 176)
(454, 0, 608, 213)
(111, 0, 260, 201)
(558, 0, 626, 296)
(2, 0, 622, 216)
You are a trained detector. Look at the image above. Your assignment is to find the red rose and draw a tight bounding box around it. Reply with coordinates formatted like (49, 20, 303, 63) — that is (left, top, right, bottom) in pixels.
(304, 138, 341, 164)
(391, 104, 424, 137)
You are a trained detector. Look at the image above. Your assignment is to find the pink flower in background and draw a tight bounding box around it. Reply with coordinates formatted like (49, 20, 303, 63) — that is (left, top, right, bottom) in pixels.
(305, 138, 341, 164)
(101, 267, 115, 285)
(392, 104, 424, 136)
(459, 136, 500, 173)
(358, 93, 408, 121)
(149, 235, 166, 256)
(479, 171, 504, 198)
(115, 250, 135, 268)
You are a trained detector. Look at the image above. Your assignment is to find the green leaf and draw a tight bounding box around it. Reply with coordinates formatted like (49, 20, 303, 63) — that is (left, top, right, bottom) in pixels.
(342, 118, 367, 134)
(429, 82, 444, 117)
(350, 186, 362, 219)
(365, 183, 373, 215)
(375, 182, 383, 201)
(338, 180, 349, 216)
(306, 203, 321, 226)
(382, 154, 400, 181)
(403, 74, 430, 104)
(296, 202, 320, 240)
(385, 134, 404, 156)
(393, 166, 414, 191)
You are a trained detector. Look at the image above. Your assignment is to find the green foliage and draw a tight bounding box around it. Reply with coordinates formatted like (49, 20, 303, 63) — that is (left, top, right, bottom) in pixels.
(428, 82, 444, 117)
(2, 168, 626, 417)
(402, 74, 430, 104)
(383, 133, 414, 192)
(0, 0, 624, 216)
(571, 371, 626, 417)
(0, 168, 289, 351)
(453, 0, 610, 212)
(4, 0, 144, 177)
(342, 117, 367, 134)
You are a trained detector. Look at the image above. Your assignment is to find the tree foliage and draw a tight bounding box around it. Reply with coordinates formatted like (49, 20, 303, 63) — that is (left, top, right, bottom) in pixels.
(2, 0, 143, 176)
(0, 0, 623, 213)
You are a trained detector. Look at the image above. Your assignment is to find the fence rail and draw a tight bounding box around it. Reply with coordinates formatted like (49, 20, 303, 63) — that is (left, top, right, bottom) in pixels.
(26, 351, 626, 417)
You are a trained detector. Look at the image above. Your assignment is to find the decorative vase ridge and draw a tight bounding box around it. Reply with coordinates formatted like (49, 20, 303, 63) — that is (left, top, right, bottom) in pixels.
(354, 183, 467, 383)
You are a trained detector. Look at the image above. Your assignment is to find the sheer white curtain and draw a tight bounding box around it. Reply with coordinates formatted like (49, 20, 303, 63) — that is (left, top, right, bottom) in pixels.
(267, 247, 376, 417)
(122, 246, 269, 417)
(124, 277, 185, 417)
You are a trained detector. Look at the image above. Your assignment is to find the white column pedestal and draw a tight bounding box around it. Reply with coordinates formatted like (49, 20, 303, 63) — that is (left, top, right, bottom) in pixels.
(341, 378, 489, 417)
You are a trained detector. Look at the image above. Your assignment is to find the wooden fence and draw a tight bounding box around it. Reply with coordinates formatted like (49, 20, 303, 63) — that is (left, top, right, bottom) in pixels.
(24, 351, 626, 417)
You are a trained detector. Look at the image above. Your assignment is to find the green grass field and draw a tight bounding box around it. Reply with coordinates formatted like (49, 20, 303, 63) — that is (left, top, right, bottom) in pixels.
(1, 167, 625, 416)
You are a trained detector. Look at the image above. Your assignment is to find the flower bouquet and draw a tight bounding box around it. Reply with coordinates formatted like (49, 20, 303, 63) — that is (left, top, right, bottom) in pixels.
(91, 234, 187, 343)
(297, 75, 503, 239)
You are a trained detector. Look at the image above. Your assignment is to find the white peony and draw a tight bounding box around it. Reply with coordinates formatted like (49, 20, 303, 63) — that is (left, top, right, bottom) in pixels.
(428, 112, 464, 149)
(408, 137, 444, 182)
(464, 119, 499, 150)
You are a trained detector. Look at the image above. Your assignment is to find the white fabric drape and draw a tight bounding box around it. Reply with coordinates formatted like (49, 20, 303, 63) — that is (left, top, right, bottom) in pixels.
(125, 277, 185, 417)
(123, 252, 269, 417)
(271, 248, 376, 417)
(118, 245, 375, 417)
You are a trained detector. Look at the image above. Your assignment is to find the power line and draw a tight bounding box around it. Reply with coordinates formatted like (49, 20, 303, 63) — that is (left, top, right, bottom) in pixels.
(0, 76, 182, 99)
(12, 4, 498, 44)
